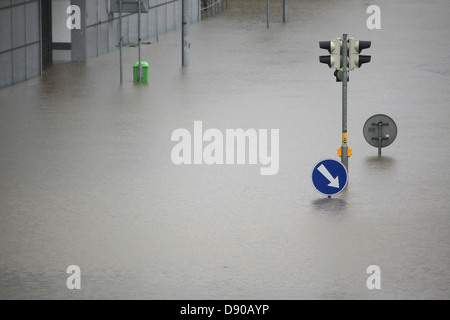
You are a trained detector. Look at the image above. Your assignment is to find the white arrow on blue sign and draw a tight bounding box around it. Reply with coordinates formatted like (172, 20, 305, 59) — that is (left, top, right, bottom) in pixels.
(312, 159, 348, 195)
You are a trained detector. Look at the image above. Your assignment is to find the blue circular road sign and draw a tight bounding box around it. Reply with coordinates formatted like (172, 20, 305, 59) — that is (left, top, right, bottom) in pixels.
(311, 159, 348, 196)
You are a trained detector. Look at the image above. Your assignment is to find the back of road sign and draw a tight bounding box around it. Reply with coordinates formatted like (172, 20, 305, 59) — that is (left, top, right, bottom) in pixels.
(363, 114, 397, 148)
(311, 159, 348, 196)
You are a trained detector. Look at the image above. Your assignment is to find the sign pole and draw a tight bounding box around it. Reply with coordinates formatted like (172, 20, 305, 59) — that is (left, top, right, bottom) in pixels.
(377, 122, 383, 157)
(119, 0, 123, 83)
(341, 34, 349, 171)
(312, 159, 349, 197)
(182, 0, 189, 66)
(363, 114, 398, 156)
(267, 0, 270, 28)
(283, 0, 288, 22)
(138, 0, 142, 83)
(112, 0, 149, 83)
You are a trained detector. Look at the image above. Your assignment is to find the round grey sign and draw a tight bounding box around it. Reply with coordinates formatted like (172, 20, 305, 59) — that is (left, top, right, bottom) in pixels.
(363, 114, 398, 148)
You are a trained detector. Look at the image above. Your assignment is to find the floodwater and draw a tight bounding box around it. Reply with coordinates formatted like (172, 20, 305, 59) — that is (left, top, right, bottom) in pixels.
(1, 0, 449, 300)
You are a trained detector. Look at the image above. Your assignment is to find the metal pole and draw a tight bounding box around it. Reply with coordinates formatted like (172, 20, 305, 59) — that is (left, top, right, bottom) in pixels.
(341, 34, 348, 171)
(39, 0, 42, 77)
(267, 0, 270, 28)
(283, 0, 288, 23)
(377, 122, 384, 157)
(138, 0, 142, 83)
(119, 0, 123, 83)
(182, 0, 189, 66)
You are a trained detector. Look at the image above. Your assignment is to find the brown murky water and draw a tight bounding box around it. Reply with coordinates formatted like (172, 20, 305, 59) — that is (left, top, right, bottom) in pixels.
(1, 0, 449, 299)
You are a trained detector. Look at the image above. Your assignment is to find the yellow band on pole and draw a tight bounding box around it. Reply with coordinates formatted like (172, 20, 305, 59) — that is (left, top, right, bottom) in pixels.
(338, 147, 352, 157)
(342, 132, 348, 145)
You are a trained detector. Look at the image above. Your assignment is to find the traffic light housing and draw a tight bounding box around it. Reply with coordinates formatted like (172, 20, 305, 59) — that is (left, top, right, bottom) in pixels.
(334, 69, 349, 83)
(348, 38, 371, 70)
(319, 39, 341, 69)
(320, 36, 371, 81)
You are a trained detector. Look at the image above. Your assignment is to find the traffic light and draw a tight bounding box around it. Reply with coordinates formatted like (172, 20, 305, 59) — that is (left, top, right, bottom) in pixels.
(348, 38, 371, 70)
(334, 69, 349, 83)
(319, 38, 341, 69)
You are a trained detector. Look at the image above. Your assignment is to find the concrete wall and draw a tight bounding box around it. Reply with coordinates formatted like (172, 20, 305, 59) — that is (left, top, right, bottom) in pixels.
(0, 0, 41, 89)
(52, 0, 72, 62)
(0, 0, 200, 89)
(76, 0, 200, 61)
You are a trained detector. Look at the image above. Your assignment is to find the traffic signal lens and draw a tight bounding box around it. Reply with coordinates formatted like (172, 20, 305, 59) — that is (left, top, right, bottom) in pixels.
(358, 41, 371, 51)
(319, 39, 341, 69)
(319, 41, 335, 52)
(359, 55, 371, 66)
(320, 55, 331, 65)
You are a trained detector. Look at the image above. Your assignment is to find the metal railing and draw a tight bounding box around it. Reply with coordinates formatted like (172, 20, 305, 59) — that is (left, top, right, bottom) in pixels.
(200, 0, 227, 19)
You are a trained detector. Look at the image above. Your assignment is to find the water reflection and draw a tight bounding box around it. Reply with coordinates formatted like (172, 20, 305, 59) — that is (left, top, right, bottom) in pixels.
(312, 197, 347, 214)
(363, 155, 397, 171)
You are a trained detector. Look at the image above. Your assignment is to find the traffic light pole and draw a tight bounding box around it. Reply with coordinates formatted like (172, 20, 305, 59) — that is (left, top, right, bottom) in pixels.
(319, 34, 372, 173)
(341, 34, 349, 171)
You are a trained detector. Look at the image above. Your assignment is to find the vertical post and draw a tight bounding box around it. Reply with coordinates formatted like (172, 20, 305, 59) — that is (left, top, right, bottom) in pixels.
(266, 0, 270, 28)
(378, 123, 382, 157)
(341, 34, 348, 171)
(39, 0, 42, 77)
(119, 0, 123, 83)
(182, 0, 189, 66)
(71, 0, 86, 61)
(138, 0, 142, 82)
(283, 0, 288, 23)
(377, 122, 385, 157)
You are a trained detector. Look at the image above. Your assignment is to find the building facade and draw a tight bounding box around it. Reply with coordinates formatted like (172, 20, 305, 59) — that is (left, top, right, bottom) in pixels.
(0, 0, 200, 89)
